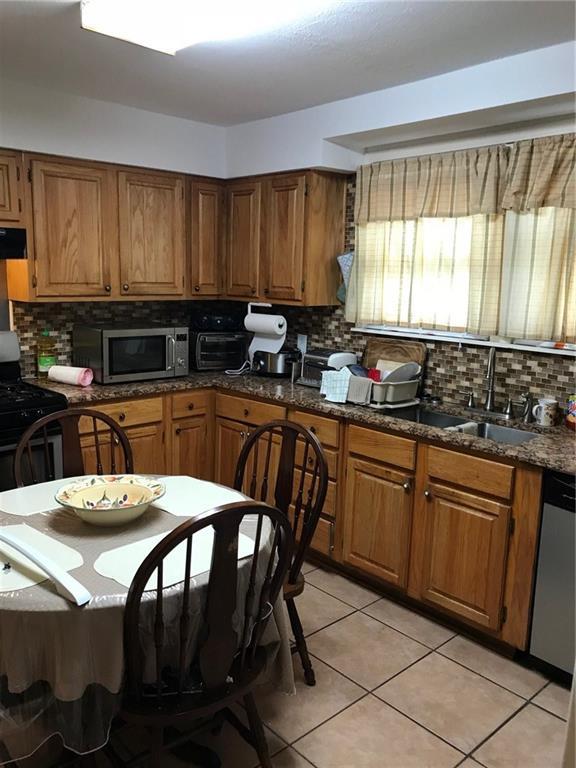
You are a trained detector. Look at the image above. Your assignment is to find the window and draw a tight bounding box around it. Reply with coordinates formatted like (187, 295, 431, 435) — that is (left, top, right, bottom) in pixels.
(348, 207, 575, 343)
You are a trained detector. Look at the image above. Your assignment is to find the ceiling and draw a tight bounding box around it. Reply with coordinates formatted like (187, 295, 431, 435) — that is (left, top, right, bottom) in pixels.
(0, 1, 574, 126)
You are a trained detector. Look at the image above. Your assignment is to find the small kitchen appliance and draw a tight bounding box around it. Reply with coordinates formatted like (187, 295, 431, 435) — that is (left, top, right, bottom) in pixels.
(298, 349, 358, 388)
(0, 331, 68, 491)
(73, 325, 189, 384)
(252, 347, 300, 378)
(189, 331, 250, 371)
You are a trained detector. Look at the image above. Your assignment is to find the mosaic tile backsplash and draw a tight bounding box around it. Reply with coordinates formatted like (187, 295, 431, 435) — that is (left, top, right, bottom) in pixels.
(9, 175, 575, 409)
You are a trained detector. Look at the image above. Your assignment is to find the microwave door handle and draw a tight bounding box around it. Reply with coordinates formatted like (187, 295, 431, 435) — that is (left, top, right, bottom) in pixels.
(166, 335, 175, 371)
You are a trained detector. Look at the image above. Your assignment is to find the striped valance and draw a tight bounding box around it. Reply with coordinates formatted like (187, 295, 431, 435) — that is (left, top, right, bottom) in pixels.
(355, 133, 575, 224)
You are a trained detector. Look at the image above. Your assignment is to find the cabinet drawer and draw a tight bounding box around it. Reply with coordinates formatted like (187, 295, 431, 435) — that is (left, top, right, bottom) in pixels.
(295, 441, 338, 479)
(79, 397, 163, 433)
(172, 389, 211, 419)
(289, 510, 335, 558)
(293, 469, 337, 518)
(215, 393, 286, 425)
(348, 425, 416, 470)
(427, 446, 514, 500)
(289, 410, 339, 448)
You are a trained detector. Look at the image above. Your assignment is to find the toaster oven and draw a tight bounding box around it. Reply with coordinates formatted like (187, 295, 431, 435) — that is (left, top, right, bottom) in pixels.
(190, 331, 250, 371)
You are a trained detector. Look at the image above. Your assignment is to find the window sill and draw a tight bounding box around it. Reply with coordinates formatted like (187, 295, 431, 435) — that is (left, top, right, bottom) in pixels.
(352, 326, 576, 357)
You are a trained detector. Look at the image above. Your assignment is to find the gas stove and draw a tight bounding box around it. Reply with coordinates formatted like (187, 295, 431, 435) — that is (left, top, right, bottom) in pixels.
(0, 355, 68, 444)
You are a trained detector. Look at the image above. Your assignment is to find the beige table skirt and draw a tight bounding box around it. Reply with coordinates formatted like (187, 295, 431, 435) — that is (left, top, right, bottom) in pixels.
(0, 480, 294, 763)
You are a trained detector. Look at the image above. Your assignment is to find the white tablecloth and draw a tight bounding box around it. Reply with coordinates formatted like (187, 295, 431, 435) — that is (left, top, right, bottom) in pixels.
(0, 476, 294, 764)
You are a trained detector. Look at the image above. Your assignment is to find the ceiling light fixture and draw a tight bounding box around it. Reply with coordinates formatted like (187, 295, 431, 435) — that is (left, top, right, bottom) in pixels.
(80, 0, 339, 55)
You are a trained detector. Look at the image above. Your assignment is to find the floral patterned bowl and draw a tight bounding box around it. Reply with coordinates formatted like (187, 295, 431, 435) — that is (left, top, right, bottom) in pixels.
(55, 475, 165, 527)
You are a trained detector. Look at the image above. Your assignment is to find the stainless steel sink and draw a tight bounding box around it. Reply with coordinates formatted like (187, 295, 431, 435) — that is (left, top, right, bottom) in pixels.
(474, 422, 538, 445)
(392, 408, 469, 429)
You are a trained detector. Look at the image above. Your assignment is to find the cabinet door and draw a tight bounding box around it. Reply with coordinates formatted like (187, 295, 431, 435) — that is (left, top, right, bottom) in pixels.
(0, 151, 23, 223)
(190, 180, 223, 296)
(32, 160, 115, 297)
(417, 482, 511, 630)
(214, 418, 248, 489)
(226, 181, 261, 298)
(262, 174, 305, 301)
(118, 171, 185, 296)
(343, 457, 413, 587)
(80, 424, 166, 475)
(172, 415, 212, 481)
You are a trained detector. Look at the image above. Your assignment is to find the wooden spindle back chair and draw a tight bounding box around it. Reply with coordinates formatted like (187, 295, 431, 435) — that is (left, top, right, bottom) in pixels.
(13, 408, 134, 487)
(120, 501, 293, 768)
(233, 420, 329, 686)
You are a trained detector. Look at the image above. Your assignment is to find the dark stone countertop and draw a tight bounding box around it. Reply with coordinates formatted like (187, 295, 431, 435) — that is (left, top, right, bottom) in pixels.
(33, 373, 576, 475)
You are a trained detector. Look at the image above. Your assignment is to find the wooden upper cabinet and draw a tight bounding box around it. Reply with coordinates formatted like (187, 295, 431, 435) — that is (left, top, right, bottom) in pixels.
(226, 180, 261, 298)
(262, 174, 305, 301)
(343, 457, 414, 588)
(190, 180, 223, 296)
(417, 483, 511, 630)
(31, 159, 116, 297)
(118, 171, 185, 296)
(0, 150, 23, 224)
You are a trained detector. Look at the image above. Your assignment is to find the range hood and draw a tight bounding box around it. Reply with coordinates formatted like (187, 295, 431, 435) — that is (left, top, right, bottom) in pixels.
(0, 228, 27, 259)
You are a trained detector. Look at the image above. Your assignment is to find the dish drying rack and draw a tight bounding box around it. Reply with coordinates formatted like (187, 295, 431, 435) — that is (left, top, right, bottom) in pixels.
(364, 338, 426, 410)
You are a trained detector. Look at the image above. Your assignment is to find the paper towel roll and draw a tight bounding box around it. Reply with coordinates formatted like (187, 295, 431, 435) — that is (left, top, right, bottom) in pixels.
(244, 313, 286, 336)
(48, 366, 94, 387)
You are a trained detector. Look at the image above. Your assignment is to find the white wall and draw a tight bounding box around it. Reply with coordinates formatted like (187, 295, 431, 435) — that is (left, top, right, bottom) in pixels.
(0, 78, 227, 177)
(0, 42, 573, 178)
(226, 42, 576, 176)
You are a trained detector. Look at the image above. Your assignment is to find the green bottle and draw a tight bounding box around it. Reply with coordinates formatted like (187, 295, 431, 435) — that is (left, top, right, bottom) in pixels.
(37, 329, 57, 377)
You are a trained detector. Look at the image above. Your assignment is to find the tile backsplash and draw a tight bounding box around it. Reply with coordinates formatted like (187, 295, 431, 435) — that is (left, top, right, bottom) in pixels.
(9, 175, 575, 410)
(11, 300, 575, 409)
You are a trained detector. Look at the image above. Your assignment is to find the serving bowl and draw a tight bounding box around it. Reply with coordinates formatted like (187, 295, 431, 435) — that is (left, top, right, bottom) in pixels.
(55, 475, 165, 526)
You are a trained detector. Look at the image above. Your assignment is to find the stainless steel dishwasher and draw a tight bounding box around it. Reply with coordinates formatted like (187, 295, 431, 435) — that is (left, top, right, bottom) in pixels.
(530, 471, 575, 674)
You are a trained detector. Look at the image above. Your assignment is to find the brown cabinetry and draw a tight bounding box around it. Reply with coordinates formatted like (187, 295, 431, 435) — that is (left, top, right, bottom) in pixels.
(226, 180, 261, 298)
(170, 390, 213, 480)
(30, 159, 116, 297)
(262, 174, 305, 301)
(190, 180, 224, 296)
(343, 457, 413, 587)
(118, 170, 185, 296)
(0, 150, 23, 224)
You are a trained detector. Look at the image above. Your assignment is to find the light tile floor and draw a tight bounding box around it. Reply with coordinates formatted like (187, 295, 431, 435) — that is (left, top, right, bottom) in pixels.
(101, 562, 571, 768)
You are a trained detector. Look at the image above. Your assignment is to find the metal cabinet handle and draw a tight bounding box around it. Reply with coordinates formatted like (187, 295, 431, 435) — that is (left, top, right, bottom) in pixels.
(240, 431, 245, 440)
(403, 480, 412, 493)
(113, 436, 119, 445)
(424, 489, 431, 498)
(104, 284, 111, 293)
(309, 426, 316, 434)
(329, 521, 335, 554)
(122, 283, 129, 291)
(118, 412, 126, 422)
(188, 403, 194, 411)
(194, 285, 200, 292)
(175, 427, 181, 435)
(243, 408, 249, 417)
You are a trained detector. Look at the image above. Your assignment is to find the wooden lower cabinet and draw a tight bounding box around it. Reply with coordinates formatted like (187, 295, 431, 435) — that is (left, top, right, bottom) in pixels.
(214, 417, 248, 489)
(81, 423, 166, 475)
(412, 482, 511, 630)
(342, 457, 413, 587)
(171, 416, 211, 480)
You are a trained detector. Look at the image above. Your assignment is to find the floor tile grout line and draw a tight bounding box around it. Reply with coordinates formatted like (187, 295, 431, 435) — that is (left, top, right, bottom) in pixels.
(433, 647, 546, 701)
(303, 578, 380, 611)
(360, 605, 457, 651)
(287, 690, 372, 749)
(367, 692, 467, 758)
(466, 697, 532, 763)
(529, 699, 570, 723)
(301, 607, 359, 641)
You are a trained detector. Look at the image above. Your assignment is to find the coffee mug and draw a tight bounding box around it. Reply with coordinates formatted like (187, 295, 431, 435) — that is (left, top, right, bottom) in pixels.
(532, 398, 558, 426)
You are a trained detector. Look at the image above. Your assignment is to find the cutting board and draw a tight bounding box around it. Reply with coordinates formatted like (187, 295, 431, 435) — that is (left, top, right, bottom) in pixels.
(362, 338, 427, 369)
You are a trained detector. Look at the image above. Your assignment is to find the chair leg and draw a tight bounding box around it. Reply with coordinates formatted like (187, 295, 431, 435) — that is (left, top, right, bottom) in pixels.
(243, 693, 272, 768)
(286, 597, 316, 686)
(148, 726, 163, 768)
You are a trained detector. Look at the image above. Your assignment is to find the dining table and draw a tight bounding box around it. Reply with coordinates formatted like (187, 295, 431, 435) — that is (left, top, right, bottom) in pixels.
(0, 475, 295, 766)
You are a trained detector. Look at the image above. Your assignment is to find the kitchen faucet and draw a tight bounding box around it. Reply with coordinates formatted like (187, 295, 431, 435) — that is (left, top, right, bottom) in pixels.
(483, 346, 497, 412)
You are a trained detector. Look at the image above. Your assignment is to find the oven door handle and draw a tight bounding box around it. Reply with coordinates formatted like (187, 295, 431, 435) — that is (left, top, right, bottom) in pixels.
(166, 335, 175, 371)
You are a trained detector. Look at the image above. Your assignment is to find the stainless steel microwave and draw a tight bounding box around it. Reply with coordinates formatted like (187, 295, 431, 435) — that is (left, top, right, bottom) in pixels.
(72, 325, 189, 384)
